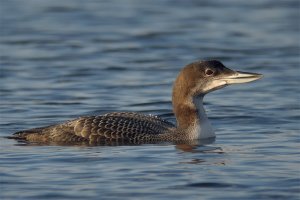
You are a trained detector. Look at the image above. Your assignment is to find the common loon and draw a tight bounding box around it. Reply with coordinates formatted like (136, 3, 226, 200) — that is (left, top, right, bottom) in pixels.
(11, 60, 262, 144)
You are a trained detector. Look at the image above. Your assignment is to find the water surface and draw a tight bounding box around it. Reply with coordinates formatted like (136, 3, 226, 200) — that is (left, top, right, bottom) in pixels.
(1, 0, 299, 199)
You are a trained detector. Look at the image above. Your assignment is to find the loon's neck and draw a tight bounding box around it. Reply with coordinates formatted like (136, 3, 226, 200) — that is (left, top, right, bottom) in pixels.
(172, 95, 215, 139)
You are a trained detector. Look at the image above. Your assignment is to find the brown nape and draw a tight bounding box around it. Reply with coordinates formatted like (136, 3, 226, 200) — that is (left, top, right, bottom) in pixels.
(172, 63, 204, 129)
(172, 105, 197, 130)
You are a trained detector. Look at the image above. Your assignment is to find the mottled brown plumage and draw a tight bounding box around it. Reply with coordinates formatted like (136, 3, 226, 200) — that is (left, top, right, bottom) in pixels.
(12, 112, 177, 144)
(11, 60, 262, 145)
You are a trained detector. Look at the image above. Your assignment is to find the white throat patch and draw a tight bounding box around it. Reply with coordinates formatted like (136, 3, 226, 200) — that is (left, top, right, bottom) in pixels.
(192, 96, 215, 139)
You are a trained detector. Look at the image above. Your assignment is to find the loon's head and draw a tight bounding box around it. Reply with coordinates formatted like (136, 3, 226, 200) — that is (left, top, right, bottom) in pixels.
(173, 60, 263, 99)
(172, 60, 263, 133)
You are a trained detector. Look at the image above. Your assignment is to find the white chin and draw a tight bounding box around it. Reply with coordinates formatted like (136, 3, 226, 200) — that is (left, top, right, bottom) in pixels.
(203, 80, 227, 93)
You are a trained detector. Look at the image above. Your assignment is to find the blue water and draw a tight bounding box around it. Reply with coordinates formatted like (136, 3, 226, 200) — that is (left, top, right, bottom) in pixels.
(1, 0, 299, 199)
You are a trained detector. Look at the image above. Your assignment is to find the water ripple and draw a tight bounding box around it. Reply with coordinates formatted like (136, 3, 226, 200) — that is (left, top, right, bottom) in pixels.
(0, 0, 299, 199)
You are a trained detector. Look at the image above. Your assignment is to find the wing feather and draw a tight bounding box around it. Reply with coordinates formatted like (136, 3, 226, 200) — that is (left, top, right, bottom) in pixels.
(73, 112, 175, 141)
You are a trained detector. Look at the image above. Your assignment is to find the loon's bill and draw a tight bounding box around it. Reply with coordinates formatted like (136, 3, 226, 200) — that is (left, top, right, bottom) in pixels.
(222, 71, 263, 84)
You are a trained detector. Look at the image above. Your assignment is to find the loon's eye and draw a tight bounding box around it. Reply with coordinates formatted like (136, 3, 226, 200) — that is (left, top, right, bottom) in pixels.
(205, 69, 214, 76)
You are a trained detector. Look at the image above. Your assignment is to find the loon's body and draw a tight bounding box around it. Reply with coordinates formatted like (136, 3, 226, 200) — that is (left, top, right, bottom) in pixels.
(11, 60, 262, 144)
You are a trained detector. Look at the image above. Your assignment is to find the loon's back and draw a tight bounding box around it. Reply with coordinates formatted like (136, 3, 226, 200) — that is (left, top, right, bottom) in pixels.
(12, 112, 175, 144)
